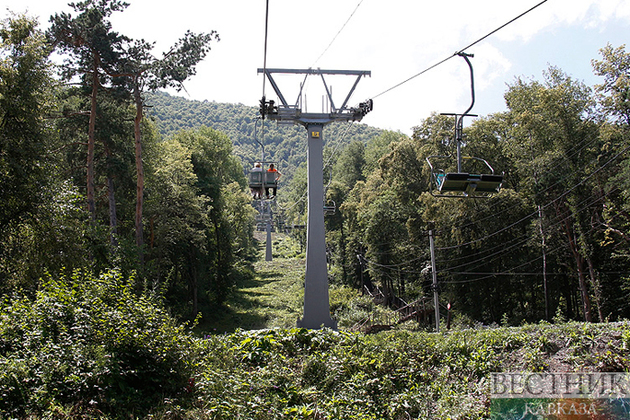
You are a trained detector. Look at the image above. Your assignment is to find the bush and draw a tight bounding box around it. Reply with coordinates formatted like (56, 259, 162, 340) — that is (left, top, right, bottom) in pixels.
(0, 269, 198, 418)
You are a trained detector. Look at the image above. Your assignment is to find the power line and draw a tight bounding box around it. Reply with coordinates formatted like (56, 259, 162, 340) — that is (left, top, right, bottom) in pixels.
(357, 157, 627, 277)
(350, 113, 608, 257)
(456, 0, 549, 54)
(370, 0, 549, 100)
(435, 123, 605, 237)
(437, 141, 629, 251)
(437, 184, 628, 282)
(324, 122, 354, 169)
(432, 182, 623, 281)
(356, 141, 625, 274)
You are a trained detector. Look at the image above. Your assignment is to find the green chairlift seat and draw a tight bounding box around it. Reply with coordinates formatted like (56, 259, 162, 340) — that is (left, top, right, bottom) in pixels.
(248, 170, 264, 189)
(425, 53, 504, 199)
(428, 156, 503, 198)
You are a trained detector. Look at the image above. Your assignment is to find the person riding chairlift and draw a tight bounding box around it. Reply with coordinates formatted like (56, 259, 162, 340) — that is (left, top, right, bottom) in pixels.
(266, 163, 281, 199)
(250, 162, 263, 199)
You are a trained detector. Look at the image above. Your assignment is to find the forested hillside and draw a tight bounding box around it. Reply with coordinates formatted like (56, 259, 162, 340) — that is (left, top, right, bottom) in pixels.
(146, 91, 384, 180)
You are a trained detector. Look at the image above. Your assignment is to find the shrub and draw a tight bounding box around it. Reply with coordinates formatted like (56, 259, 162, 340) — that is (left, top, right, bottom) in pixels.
(0, 269, 198, 418)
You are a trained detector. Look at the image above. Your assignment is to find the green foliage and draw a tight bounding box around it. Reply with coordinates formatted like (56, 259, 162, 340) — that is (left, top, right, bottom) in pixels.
(323, 57, 630, 326)
(0, 13, 53, 228)
(2, 228, 630, 419)
(4, 318, 629, 419)
(146, 30, 220, 92)
(144, 126, 258, 317)
(185, 322, 630, 420)
(0, 269, 198, 418)
(0, 181, 90, 293)
(592, 43, 630, 126)
(204, 240, 305, 333)
(0, 14, 91, 293)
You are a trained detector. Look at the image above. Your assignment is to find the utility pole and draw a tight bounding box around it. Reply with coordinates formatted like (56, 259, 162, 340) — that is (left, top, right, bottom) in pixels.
(428, 222, 440, 332)
(258, 68, 371, 329)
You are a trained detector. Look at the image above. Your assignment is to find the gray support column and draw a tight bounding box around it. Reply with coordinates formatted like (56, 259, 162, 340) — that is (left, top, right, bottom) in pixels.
(297, 124, 336, 329)
(266, 219, 273, 262)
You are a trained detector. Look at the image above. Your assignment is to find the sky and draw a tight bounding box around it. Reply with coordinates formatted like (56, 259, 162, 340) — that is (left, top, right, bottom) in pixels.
(3, 0, 630, 135)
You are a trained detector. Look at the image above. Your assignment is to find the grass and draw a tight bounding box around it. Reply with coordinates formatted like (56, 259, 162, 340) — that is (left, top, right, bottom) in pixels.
(182, 237, 630, 418)
(203, 233, 306, 333)
(203, 233, 403, 334)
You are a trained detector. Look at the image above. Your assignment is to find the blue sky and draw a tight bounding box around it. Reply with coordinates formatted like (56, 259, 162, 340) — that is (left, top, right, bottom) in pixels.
(3, 0, 630, 135)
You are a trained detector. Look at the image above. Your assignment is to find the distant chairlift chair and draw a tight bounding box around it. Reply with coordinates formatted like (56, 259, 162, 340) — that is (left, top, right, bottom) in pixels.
(248, 165, 279, 200)
(323, 200, 336, 216)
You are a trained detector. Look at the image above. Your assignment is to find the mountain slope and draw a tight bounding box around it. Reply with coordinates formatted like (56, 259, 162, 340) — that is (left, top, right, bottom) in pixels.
(146, 91, 385, 179)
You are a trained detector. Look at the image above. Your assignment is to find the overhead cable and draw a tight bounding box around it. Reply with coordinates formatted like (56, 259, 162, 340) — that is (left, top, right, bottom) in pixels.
(311, 0, 365, 68)
(370, 0, 549, 100)
(262, 0, 270, 98)
(438, 141, 630, 251)
(259, 0, 271, 150)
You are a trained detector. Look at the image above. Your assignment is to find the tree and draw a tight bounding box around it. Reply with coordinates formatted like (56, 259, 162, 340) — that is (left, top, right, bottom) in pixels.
(174, 127, 247, 307)
(332, 140, 366, 190)
(592, 44, 630, 318)
(592, 43, 630, 126)
(48, 0, 128, 224)
(144, 138, 209, 316)
(0, 13, 53, 228)
(117, 30, 219, 262)
(363, 130, 403, 178)
(0, 14, 97, 294)
(325, 132, 404, 287)
(144, 126, 253, 317)
(503, 68, 602, 321)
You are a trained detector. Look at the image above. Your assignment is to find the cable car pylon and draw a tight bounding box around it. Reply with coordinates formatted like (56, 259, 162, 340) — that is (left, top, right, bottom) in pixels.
(426, 53, 503, 198)
(258, 67, 372, 329)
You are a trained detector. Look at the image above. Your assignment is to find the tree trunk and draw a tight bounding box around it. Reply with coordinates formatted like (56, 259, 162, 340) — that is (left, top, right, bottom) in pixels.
(86, 59, 98, 221)
(564, 219, 593, 322)
(133, 81, 145, 264)
(101, 141, 118, 247)
(538, 205, 550, 320)
(576, 260, 592, 322)
(557, 202, 592, 322)
(586, 254, 605, 321)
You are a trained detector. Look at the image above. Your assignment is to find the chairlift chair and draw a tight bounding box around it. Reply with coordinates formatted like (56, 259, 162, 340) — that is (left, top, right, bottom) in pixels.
(426, 155, 503, 198)
(248, 161, 280, 200)
(426, 52, 503, 198)
(323, 200, 336, 216)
